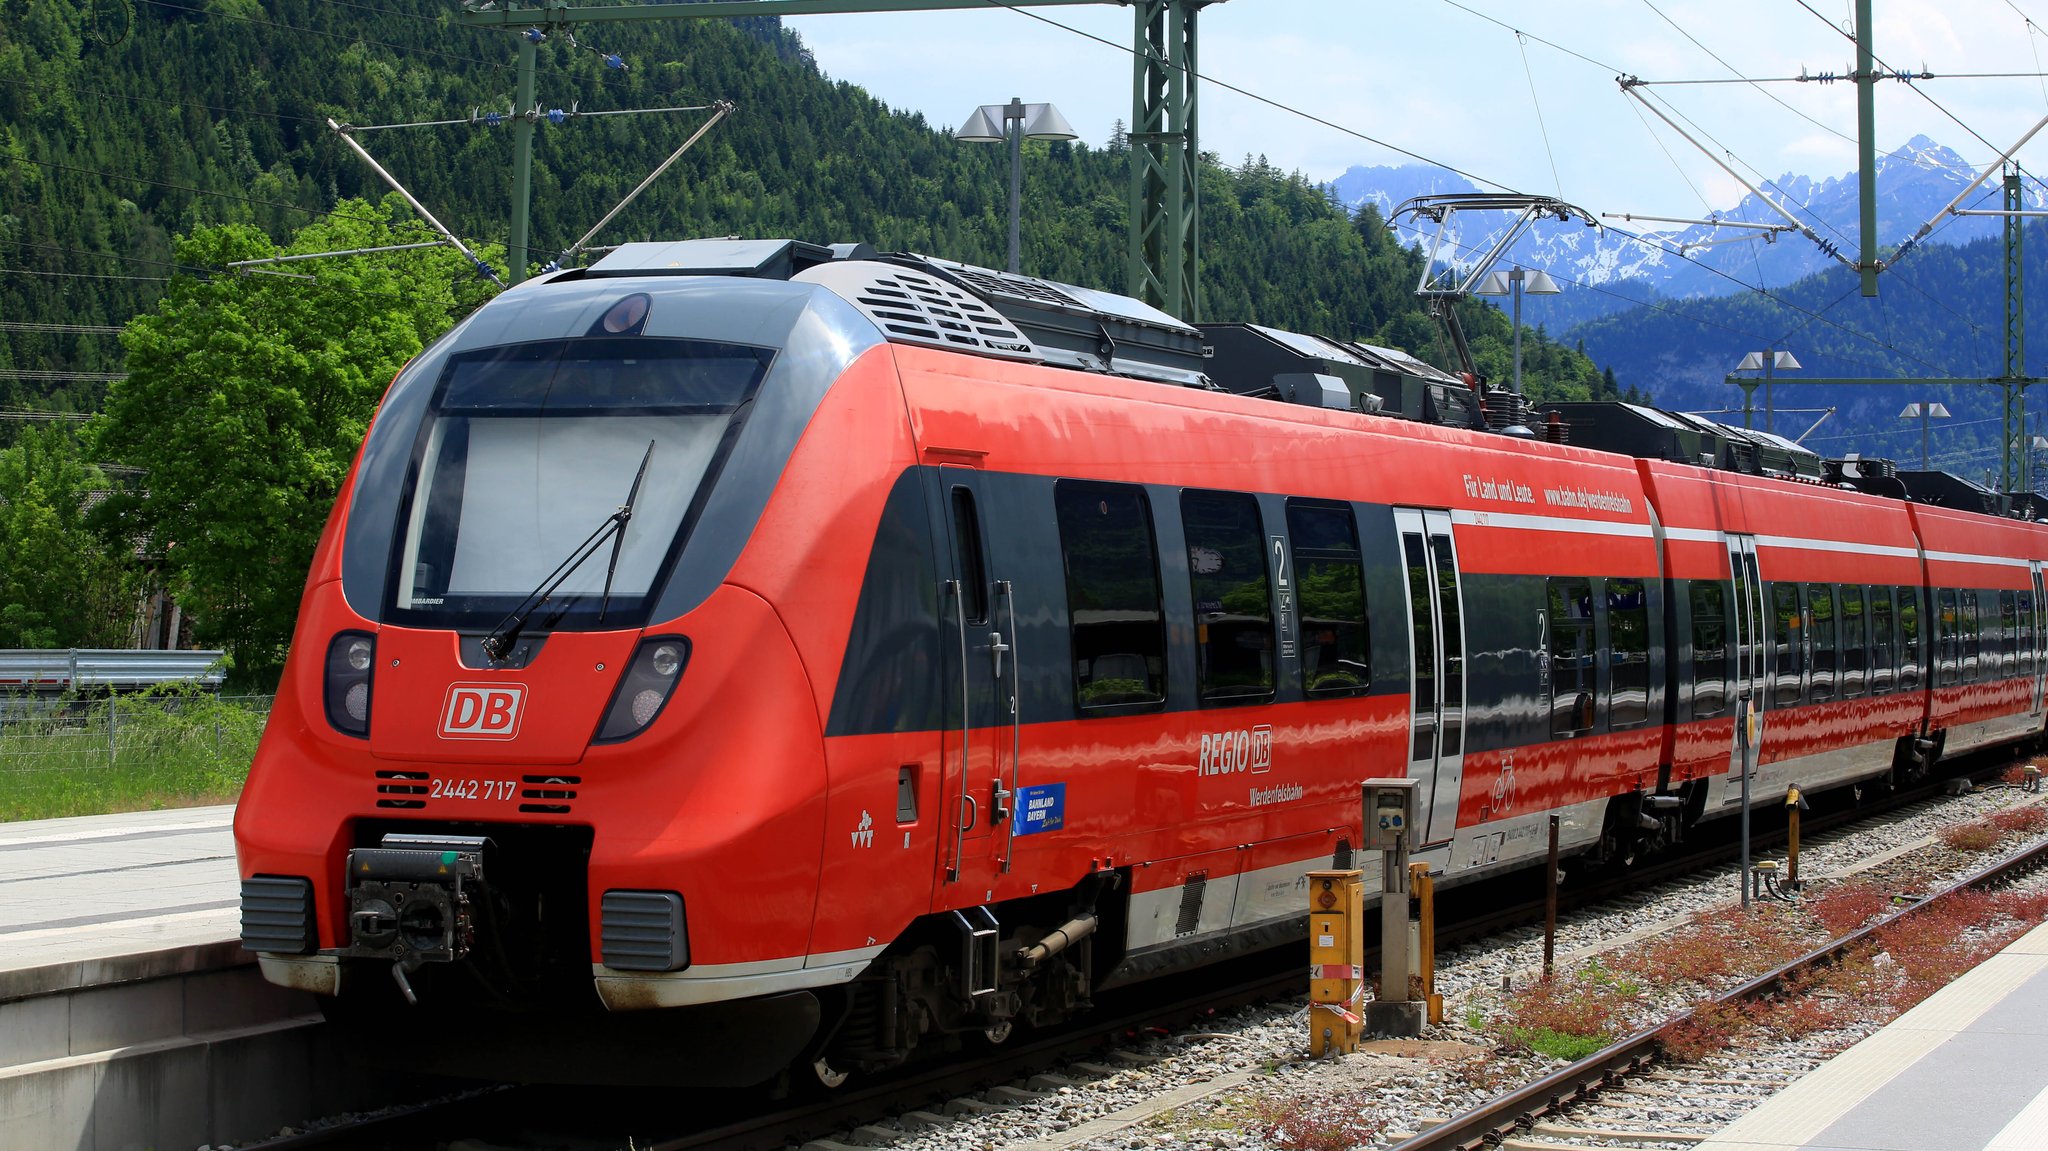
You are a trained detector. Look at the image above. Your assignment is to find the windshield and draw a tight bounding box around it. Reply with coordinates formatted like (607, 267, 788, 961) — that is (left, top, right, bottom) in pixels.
(386, 337, 774, 630)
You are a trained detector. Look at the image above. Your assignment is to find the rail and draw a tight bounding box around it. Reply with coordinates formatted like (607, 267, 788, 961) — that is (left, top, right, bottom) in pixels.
(1384, 832, 2048, 1151)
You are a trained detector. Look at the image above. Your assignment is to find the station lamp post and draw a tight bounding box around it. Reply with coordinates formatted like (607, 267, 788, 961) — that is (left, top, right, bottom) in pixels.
(957, 97, 1077, 275)
(1733, 349, 1802, 433)
(1475, 265, 1561, 398)
(1900, 402, 1952, 469)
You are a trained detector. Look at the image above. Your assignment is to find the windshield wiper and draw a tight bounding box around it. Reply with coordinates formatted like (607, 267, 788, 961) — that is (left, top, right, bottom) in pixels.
(597, 442, 655, 625)
(480, 440, 656, 662)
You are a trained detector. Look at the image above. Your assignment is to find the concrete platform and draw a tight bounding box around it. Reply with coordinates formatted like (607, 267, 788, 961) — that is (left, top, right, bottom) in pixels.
(1699, 921, 2048, 1151)
(0, 805, 241, 997)
(0, 804, 413, 1150)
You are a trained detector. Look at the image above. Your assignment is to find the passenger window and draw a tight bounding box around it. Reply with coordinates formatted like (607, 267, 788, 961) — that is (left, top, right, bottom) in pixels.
(1870, 587, 1895, 694)
(1286, 500, 1370, 696)
(1807, 583, 1836, 701)
(1608, 579, 1650, 727)
(1900, 587, 1922, 691)
(1055, 481, 1166, 710)
(1839, 585, 1866, 696)
(1960, 590, 1982, 680)
(1690, 580, 1729, 719)
(1772, 583, 1803, 707)
(2020, 588, 2037, 677)
(1548, 577, 1595, 736)
(2000, 591, 2019, 676)
(1405, 534, 1437, 757)
(1181, 490, 1274, 705)
(1432, 534, 1465, 757)
(1936, 588, 1960, 686)
(949, 486, 987, 624)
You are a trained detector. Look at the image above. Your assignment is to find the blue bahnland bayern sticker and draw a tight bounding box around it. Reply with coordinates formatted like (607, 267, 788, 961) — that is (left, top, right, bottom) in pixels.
(1013, 783, 1066, 836)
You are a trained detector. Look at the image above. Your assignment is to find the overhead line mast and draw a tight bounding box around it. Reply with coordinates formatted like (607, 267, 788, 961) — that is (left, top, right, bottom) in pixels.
(454, 0, 1222, 319)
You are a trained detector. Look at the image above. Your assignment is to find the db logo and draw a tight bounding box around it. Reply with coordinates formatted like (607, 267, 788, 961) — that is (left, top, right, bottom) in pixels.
(439, 683, 526, 740)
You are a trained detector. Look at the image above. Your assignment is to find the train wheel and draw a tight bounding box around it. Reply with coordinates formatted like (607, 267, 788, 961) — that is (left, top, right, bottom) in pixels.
(813, 1058, 849, 1089)
(984, 1019, 1013, 1045)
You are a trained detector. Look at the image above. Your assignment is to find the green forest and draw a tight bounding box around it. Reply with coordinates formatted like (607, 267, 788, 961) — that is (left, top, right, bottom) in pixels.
(0, 0, 1620, 681)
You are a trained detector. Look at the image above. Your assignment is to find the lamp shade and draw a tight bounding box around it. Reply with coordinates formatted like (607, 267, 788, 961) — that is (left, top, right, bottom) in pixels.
(1772, 350, 1802, 370)
(1474, 271, 1511, 296)
(1736, 352, 1765, 372)
(1022, 103, 1078, 140)
(955, 106, 1005, 143)
(1523, 268, 1562, 294)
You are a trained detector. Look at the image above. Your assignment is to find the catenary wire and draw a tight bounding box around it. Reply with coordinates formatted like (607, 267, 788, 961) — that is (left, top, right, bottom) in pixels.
(1517, 32, 1565, 198)
(1637, 0, 1854, 146)
(971, 0, 1971, 378)
(0, 154, 461, 245)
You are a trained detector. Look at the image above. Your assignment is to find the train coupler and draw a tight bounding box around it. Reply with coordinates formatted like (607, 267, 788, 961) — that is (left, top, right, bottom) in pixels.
(341, 833, 492, 1002)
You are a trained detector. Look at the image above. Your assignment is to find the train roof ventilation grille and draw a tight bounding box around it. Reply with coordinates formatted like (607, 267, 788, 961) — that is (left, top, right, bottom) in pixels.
(374, 770, 428, 809)
(939, 264, 1089, 310)
(793, 262, 1041, 363)
(520, 775, 580, 815)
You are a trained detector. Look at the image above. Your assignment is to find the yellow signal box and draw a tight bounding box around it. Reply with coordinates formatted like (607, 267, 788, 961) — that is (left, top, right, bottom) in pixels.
(1306, 869, 1364, 1056)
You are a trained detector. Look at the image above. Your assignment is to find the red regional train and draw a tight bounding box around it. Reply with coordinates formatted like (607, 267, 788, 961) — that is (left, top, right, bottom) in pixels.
(235, 239, 2048, 1085)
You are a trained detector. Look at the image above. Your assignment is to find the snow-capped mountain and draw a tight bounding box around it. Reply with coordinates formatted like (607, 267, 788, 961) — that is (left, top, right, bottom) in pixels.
(1329, 136, 2042, 326)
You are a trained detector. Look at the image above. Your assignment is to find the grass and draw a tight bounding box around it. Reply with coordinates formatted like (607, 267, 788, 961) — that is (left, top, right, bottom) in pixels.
(1651, 887, 2048, 1066)
(1494, 966, 1633, 1059)
(1241, 1092, 1388, 1151)
(0, 686, 267, 821)
(1607, 903, 1812, 988)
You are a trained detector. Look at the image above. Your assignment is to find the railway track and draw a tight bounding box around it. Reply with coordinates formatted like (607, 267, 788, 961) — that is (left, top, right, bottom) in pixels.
(1384, 830, 2048, 1151)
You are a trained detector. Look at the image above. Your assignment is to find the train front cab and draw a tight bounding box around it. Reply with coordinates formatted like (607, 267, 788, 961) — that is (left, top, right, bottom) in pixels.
(233, 270, 921, 1083)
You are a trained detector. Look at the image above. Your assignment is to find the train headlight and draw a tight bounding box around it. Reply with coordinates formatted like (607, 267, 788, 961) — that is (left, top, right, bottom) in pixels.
(324, 631, 376, 738)
(650, 643, 682, 677)
(594, 636, 689, 744)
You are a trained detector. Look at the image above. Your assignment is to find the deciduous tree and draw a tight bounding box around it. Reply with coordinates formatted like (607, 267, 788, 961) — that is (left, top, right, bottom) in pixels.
(0, 423, 137, 647)
(91, 197, 496, 686)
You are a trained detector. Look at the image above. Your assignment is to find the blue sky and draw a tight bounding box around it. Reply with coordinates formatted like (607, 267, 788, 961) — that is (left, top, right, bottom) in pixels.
(784, 0, 2048, 218)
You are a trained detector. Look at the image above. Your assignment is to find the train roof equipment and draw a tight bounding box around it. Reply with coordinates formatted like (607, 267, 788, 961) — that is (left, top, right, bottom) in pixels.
(1895, 469, 2011, 515)
(581, 239, 1211, 390)
(1538, 401, 1829, 481)
(1202, 322, 1495, 425)
(575, 238, 2036, 518)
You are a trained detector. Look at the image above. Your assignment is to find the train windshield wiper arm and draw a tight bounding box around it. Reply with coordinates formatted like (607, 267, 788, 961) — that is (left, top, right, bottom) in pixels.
(480, 440, 656, 662)
(597, 441, 656, 625)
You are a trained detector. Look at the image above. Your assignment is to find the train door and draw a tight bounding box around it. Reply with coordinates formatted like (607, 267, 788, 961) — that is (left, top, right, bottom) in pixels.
(2031, 563, 2046, 717)
(1721, 535, 1767, 805)
(935, 471, 1020, 887)
(1395, 508, 1466, 847)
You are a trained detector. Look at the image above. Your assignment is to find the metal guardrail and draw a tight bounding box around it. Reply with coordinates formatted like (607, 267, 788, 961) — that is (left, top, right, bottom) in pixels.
(0, 648, 227, 693)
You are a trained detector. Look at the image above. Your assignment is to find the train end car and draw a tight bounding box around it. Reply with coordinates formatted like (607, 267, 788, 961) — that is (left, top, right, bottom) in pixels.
(234, 245, 926, 1083)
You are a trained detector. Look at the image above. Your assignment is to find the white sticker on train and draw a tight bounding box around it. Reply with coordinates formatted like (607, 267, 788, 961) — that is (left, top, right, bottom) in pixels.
(1199, 724, 1272, 775)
